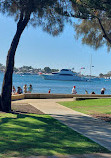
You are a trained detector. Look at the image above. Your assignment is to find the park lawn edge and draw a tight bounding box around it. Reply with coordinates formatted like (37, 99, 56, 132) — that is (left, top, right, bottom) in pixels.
(58, 98, 111, 115)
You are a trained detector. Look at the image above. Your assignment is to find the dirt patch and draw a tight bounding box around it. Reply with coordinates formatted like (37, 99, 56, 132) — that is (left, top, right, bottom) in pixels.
(0, 103, 45, 114)
(91, 114, 111, 123)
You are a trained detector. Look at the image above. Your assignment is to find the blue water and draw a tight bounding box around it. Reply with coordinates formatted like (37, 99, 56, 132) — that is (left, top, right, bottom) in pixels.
(0, 72, 111, 94)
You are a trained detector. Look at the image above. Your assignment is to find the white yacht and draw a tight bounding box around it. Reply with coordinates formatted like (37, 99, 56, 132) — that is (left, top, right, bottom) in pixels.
(40, 69, 88, 81)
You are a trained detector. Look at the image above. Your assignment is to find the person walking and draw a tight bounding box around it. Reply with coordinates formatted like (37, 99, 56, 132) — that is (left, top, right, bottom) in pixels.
(72, 86, 77, 94)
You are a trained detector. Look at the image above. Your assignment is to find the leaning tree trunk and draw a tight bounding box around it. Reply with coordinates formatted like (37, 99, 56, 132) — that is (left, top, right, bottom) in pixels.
(0, 13, 30, 112)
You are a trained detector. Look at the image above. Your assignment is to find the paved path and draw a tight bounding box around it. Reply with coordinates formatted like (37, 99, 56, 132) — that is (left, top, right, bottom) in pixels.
(13, 98, 111, 157)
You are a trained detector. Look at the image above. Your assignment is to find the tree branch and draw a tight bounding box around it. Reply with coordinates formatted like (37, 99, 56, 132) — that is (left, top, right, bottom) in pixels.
(97, 17, 111, 44)
(17, 11, 24, 28)
(17, 11, 31, 31)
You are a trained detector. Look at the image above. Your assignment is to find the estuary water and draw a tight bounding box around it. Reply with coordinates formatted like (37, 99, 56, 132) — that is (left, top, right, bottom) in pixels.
(0, 72, 111, 94)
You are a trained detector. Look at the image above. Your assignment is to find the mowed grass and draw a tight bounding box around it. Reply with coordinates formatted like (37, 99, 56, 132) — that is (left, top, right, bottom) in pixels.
(59, 99, 111, 115)
(0, 113, 110, 157)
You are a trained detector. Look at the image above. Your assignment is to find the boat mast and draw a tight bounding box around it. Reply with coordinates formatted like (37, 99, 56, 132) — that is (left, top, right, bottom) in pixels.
(90, 54, 92, 78)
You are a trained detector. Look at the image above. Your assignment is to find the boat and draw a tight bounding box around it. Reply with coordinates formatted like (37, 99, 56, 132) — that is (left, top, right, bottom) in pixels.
(40, 69, 88, 81)
(85, 76, 100, 81)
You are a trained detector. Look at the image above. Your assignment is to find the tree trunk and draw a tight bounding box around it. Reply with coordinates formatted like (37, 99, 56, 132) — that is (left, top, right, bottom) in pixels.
(0, 14, 30, 112)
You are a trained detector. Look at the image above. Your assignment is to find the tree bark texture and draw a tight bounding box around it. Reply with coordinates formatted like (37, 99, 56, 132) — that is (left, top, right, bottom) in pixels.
(0, 14, 30, 112)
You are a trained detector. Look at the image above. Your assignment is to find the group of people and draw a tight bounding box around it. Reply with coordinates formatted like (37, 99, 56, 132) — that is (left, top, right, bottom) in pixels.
(12, 84, 106, 95)
(72, 86, 106, 94)
(12, 84, 33, 94)
(23, 84, 33, 93)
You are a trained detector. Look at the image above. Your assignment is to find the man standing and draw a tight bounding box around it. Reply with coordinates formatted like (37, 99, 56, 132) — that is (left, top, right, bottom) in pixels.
(72, 86, 77, 94)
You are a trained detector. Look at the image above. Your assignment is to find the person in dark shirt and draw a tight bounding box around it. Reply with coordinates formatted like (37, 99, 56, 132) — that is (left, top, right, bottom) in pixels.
(17, 87, 23, 94)
(91, 91, 95, 94)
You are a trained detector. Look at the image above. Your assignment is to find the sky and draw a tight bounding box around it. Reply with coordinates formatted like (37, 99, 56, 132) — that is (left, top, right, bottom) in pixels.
(0, 13, 111, 76)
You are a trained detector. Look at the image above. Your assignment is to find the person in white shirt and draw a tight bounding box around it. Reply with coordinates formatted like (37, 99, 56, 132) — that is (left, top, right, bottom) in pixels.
(72, 86, 77, 94)
(101, 88, 106, 94)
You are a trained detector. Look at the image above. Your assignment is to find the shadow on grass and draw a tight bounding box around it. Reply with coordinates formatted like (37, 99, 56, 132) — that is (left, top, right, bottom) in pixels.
(0, 113, 110, 157)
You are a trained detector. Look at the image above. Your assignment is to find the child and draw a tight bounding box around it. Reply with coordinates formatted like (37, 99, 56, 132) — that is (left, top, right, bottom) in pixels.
(48, 89, 51, 93)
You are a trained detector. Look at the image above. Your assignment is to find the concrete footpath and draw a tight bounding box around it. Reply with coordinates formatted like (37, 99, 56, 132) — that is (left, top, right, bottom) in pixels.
(13, 98, 111, 157)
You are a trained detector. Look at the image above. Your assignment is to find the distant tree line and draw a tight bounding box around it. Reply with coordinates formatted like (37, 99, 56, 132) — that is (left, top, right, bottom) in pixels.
(99, 71, 111, 78)
(2, 63, 111, 78)
(0, 63, 59, 74)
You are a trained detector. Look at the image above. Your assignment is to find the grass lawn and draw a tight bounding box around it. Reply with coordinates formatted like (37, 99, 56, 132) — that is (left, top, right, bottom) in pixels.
(0, 113, 110, 157)
(59, 98, 111, 115)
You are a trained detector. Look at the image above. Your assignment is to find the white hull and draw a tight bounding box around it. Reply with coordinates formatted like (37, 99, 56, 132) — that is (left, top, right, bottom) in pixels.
(41, 74, 87, 81)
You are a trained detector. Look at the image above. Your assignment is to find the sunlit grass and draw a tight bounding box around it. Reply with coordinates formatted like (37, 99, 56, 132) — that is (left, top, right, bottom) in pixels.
(0, 113, 110, 157)
(59, 98, 111, 115)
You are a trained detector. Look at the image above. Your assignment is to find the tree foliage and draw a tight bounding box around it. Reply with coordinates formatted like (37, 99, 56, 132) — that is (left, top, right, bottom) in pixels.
(44, 67, 51, 73)
(74, 18, 111, 50)
(70, 0, 111, 50)
(0, 0, 71, 36)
